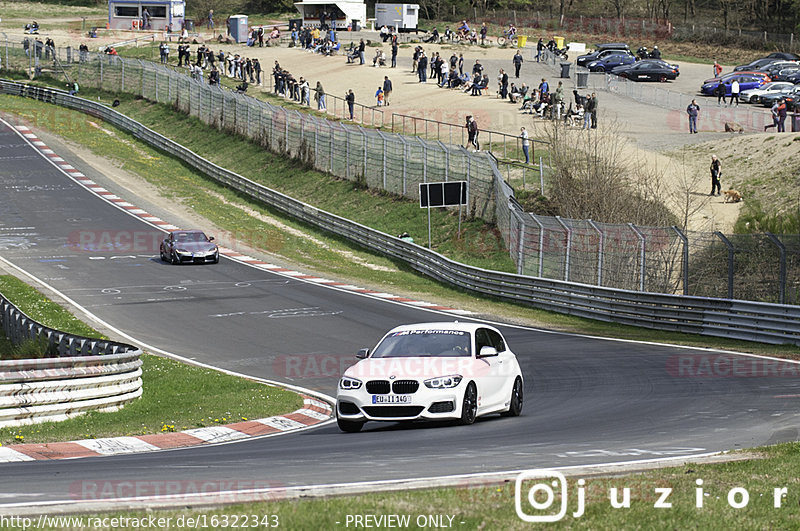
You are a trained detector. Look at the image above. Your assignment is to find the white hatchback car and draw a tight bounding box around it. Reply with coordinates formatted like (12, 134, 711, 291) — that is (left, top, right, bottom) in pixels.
(336, 322, 524, 432)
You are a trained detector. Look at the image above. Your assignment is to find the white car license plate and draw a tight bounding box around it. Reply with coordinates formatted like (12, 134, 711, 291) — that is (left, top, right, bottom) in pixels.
(372, 395, 412, 404)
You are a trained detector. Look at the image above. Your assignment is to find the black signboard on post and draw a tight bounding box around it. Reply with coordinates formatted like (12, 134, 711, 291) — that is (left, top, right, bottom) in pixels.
(419, 181, 469, 248)
(419, 181, 468, 208)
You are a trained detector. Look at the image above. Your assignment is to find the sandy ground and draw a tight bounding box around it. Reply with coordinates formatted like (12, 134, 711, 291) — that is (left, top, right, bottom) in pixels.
(3, 21, 757, 232)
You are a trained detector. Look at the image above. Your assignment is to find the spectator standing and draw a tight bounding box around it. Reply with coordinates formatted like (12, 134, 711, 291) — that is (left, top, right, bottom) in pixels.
(383, 76, 392, 105)
(208, 10, 214, 31)
(480, 23, 487, 45)
(142, 8, 151, 30)
(253, 58, 262, 85)
(358, 39, 366, 65)
(553, 81, 564, 119)
(538, 78, 549, 98)
(513, 50, 524, 78)
(714, 60, 723, 77)
(499, 69, 509, 99)
(536, 38, 544, 62)
(590, 93, 598, 128)
(778, 99, 788, 132)
(730, 80, 740, 106)
(391, 41, 398, 68)
(315, 81, 326, 111)
(520, 127, 530, 164)
(346, 89, 355, 120)
(714, 82, 726, 106)
(686, 99, 700, 134)
(458, 53, 464, 76)
(583, 94, 595, 130)
(710, 155, 721, 196)
(375, 86, 384, 106)
(418, 52, 428, 82)
(465, 115, 479, 151)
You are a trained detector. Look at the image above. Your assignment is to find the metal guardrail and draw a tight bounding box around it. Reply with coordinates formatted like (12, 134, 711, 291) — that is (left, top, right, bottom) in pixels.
(5, 81, 798, 345)
(0, 290, 143, 427)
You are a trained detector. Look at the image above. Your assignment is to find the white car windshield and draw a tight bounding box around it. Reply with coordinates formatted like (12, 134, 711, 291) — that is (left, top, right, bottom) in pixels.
(371, 330, 472, 358)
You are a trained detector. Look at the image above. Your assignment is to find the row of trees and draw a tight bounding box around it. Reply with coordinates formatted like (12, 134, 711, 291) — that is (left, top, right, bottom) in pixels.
(39, 0, 800, 35)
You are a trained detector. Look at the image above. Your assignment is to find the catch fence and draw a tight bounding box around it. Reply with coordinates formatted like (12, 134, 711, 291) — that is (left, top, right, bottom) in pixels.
(3, 40, 797, 304)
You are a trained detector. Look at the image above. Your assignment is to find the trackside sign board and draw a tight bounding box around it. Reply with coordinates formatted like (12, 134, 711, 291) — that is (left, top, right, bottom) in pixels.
(419, 181, 468, 208)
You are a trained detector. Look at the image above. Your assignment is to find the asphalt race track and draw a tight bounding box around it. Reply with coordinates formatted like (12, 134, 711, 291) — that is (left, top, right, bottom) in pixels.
(1, 120, 799, 509)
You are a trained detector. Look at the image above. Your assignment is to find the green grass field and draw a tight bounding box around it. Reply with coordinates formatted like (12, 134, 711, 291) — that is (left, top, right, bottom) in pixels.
(19, 442, 787, 529)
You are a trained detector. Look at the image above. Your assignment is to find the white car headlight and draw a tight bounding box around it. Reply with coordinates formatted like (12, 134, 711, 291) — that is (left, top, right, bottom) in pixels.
(339, 376, 362, 390)
(424, 375, 463, 389)
(176, 248, 189, 253)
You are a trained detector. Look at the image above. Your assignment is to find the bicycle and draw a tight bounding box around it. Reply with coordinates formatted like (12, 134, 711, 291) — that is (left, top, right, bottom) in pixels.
(497, 33, 518, 47)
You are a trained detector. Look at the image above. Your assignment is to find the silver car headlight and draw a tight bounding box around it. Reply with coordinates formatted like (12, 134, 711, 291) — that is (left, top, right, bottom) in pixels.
(339, 376, 362, 390)
(424, 375, 463, 389)
(176, 248, 189, 254)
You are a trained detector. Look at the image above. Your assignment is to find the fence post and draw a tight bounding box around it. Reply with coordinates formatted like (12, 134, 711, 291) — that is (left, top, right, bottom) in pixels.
(417, 137, 427, 184)
(329, 122, 335, 174)
(714, 231, 735, 299)
(400, 135, 408, 195)
(671, 226, 689, 295)
(345, 125, 351, 178)
(629, 223, 646, 292)
(588, 219, 604, 286)
(555, 216, 571, 281)
(359, 125, 367, 178)
(516, 215, 525, 275)
(531, 214, 544, 278)
(539, 156, 544, 193)
(438, 140, 449, 181)
(766, 232, 787, 304)
(376, 129, 387, 189)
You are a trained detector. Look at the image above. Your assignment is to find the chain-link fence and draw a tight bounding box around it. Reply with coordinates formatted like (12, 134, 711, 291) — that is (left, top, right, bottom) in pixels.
(5, 39, 798, 305)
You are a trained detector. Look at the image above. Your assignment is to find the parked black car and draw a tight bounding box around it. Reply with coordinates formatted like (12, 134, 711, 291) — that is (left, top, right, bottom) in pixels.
(759, 86, 800, 110)
(766, 52, 799, 61)
(611, 59, 679, 81)
(576, 42, 630, 67)
(734, 58, 779, 72)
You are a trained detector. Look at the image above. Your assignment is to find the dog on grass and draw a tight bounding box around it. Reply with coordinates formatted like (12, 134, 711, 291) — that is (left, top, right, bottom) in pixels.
(724, 122, 744, 133)
(724, 189, 743, 203)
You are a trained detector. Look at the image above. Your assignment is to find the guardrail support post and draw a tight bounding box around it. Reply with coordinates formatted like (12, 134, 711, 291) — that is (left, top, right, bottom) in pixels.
(629, 223, 646, 292)
(555, 216, 571, 281)
(714, 231, 735, 299)
(672, 226, 689, 295)
(766, 232, 787, 304)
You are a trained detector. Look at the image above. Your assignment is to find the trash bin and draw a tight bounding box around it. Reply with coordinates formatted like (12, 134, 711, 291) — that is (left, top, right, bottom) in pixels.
(560, 61, 571, 78)
(792, 113, 800, 132)
(553, 35, 565, 48)
(517, 35, 527, 48)
(576, 70, 588, 89)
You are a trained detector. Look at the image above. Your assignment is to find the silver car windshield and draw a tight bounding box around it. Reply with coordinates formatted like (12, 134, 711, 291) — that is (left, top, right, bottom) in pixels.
(371, 330, 472, 358)
(175, 232, 209, 243)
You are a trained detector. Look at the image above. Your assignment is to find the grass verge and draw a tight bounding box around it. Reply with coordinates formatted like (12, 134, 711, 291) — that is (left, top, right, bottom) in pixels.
(0, 274, 303, 446)
(1, 87, 799, 361)
(37, 442, 795, 529)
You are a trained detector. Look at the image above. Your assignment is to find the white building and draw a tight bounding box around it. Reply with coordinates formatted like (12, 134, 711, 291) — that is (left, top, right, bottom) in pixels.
(293, 0, 366, 30)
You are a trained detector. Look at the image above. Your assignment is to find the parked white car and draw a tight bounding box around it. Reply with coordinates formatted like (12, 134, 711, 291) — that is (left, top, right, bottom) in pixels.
(336, 322, 524, 432)
(739, 81, 795, 103)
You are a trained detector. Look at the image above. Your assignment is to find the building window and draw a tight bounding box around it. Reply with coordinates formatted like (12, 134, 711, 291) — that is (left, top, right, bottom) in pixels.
(114, 6, 139, 18)
(150, 6, 167, 18)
